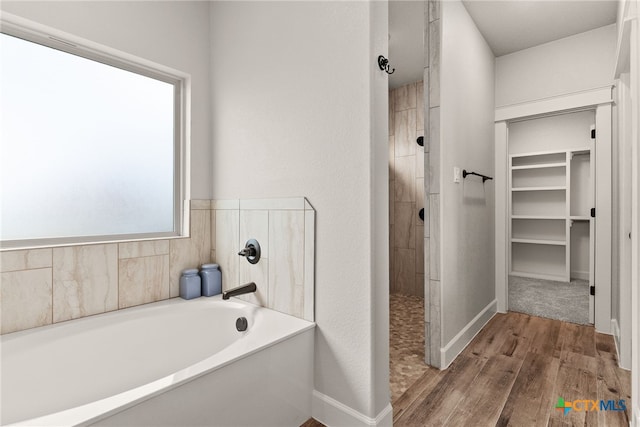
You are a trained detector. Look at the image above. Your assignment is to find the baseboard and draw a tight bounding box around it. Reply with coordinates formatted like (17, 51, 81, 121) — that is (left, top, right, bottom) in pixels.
(440, 300, 497, 369)
(570, 271, 589, 280)
(312, 390, 392, 427)
(611, 318, 621, 359)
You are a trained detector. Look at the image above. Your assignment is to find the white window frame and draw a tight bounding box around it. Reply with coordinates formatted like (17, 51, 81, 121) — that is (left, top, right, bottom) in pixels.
(0, 13, 191, 250)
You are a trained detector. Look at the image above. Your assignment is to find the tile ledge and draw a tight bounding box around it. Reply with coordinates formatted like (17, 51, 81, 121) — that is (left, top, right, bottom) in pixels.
(1, 235, 183, 253)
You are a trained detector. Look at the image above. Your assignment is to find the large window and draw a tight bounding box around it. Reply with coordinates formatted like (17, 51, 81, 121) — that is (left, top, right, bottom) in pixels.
(0, 24, 188, 248)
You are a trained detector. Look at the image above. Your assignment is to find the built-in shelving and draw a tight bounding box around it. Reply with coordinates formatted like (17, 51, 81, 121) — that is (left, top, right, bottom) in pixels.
(511, 163, 567, 171)
(511, 186, 566, 192)
(512, 215, 565, 220)
(509, 147, 593, 282)
(511, 152, 565, 167)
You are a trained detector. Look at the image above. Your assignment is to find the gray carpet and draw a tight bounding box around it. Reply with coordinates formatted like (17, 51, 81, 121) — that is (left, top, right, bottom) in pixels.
(508, 275, 590, 325)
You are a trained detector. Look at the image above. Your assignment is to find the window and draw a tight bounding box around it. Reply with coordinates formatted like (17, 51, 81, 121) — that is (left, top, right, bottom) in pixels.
(0, 22, 189, 248)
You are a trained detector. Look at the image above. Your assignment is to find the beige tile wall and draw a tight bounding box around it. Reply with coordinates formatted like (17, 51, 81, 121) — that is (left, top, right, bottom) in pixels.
(0, 202, 213, 335)
(213, 197, 315, 321)
(169, 202, 212, 298)
(390, 81, 426, 298)
(53, 244, 118, 322)
(0, 197, 316, 335)
(427, 0, 441, 367)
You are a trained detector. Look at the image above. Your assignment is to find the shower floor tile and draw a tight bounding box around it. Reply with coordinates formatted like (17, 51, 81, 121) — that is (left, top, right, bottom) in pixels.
(389, 293, 430, 402)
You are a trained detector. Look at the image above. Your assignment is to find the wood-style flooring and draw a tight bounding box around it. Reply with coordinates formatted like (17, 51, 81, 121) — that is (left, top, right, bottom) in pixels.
(300, 418, 325, 427)
(301, 311, 630, 427)
(394, 312, 631, 426)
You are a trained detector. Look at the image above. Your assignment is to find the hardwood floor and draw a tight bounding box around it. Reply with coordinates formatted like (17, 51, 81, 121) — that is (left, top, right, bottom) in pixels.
(300, 418, 325, 427)
(393, 312, 631, 427)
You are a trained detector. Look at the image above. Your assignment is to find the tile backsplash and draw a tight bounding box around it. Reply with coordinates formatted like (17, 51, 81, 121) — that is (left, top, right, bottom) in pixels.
(213, 198, 315, 321)
(390, 81, 426, 298)
(53, 244, 118, 322)
(0, 198, 315, 335)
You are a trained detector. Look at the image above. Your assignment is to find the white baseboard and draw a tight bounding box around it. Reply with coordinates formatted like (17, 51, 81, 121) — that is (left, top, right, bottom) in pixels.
(611, 318, 621, 358)
(312, 390, 392, 427)
(570, 270, 589, 280)
(611, 318, 632, 371)
(440, 300, 497, 369)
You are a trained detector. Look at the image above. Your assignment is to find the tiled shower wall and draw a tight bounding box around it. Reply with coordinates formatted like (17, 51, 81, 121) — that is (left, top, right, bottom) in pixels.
(389, 82, 426, 298)
(426, 0, 441, 368)
(212, 198, 315, 322)
(0, 198, 314, 335)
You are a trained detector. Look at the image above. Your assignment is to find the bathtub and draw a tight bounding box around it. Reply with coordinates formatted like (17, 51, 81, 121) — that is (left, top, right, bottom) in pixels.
(1, 296, 315, 426)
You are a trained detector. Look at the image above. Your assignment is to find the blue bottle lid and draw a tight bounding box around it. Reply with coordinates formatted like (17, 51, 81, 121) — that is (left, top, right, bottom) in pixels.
(181, 268, 199, 276)
(201, 263, 219, 270)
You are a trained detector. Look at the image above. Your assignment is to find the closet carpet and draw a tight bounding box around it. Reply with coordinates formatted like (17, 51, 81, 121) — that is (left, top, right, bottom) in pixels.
(508, 275, 590, 325)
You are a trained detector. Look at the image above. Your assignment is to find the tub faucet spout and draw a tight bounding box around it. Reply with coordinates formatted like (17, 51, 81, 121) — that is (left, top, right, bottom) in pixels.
(222, 282, 257, 300)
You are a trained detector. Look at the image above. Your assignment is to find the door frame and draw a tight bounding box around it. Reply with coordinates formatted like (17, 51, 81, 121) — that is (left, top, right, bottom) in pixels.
(494, 86, 613, 333)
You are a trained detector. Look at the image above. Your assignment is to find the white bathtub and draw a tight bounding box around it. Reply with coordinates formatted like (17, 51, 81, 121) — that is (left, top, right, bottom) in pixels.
(1, 296, 315, 426)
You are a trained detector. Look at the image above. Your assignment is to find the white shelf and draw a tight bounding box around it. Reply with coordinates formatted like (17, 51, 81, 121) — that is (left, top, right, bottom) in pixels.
(571, 147, 591, 155)
(510, 148, 569, 158)
(511, 163, 566, 171)
(512, 215, 565, 220)
(511, 152, 567, 168)
(511, 238, 566, 246)
(570, 216, 590, 221)
(511, 186, 566, 192)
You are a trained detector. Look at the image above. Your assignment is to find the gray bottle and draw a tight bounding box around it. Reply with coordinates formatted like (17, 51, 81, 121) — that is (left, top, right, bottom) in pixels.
(200, 264, 222, 296)
(179, 268, 201, 300)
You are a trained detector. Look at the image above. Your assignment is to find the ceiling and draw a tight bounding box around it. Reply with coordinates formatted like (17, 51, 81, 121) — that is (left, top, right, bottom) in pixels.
(388, 0, 425, 89)
(462, 0, 618, 57)
(388, 0, 618, 88)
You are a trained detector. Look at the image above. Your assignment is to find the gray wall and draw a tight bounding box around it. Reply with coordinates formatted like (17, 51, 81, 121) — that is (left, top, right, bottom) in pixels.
(495, 24, 616, 107)
(209, 1, 390, 421)
(439, 0, 496, 353)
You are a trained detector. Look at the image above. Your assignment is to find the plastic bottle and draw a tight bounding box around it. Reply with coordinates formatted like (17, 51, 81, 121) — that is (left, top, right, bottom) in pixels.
(200, 264, 222, 297)
(179, 268, 201, 300)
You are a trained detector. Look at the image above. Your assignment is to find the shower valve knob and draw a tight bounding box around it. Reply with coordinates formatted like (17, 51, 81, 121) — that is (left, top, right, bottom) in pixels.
(238, 239, 261, 264)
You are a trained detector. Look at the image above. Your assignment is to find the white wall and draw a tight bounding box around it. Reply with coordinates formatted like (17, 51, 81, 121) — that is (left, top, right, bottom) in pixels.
(0, 1, 213, 199)
(627, 3, 640, 423)
(2, 0, 392, 423)
(495, 24, 617, 107)
(440, 1, 496, 353)
(615, 73, 633, 369)
(210, 1, 390, 423)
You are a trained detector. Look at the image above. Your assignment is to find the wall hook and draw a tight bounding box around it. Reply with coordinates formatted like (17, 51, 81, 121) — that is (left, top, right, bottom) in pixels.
(378, 55, 395, 75)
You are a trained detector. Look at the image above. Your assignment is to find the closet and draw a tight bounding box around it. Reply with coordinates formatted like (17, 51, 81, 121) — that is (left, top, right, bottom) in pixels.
(507, 110, 595, 322)
(495, 87, 612, 331)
